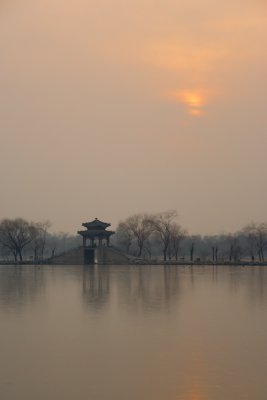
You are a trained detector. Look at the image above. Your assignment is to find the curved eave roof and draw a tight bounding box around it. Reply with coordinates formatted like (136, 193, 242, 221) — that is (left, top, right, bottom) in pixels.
(78, 230, 115, 237)
(82, 218, 111, 230)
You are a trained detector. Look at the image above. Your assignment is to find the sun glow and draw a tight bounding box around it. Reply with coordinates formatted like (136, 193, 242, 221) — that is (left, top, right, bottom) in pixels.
(183, 92, 204, 115)
(168, 90, 206, 116)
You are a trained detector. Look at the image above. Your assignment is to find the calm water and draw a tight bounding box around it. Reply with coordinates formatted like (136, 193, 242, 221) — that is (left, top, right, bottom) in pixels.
(0, 265, 267, 400)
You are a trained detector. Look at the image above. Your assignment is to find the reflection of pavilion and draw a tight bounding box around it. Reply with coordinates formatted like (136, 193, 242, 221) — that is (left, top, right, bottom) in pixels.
(82, 267, 110, 307)
(78, 218, 115, 248)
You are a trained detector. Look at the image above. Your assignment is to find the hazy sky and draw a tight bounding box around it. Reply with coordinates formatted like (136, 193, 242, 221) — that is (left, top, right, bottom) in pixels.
(1, 0, 267, 234)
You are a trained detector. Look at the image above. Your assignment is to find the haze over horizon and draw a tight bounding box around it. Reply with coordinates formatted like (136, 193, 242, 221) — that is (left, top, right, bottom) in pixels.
(1, 0, 267, 235)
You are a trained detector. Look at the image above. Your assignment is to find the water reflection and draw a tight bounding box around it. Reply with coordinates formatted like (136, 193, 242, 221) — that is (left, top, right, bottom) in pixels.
(1, 265, 267, 314)
(0, 266, 45, 310)
(80, 265, 267, 313)
(225, 266, 267, 307)
(82, 266, 110, 308)
(1, 265, 267, 400)
(82, 266, 181, 312)
(119, 266, 181, 312)
(183, 265, 267, 309)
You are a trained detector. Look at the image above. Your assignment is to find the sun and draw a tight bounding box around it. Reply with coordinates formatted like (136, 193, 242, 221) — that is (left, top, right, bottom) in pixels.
(180, 91, 205, 116)
(166, 90, 206, 116)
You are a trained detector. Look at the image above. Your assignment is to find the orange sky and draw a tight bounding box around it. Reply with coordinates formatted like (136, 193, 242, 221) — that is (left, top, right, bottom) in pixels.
(0, 0, 267, 234)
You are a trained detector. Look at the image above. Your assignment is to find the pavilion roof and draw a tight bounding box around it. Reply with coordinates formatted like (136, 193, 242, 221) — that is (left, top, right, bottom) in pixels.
(82, 218, 111, 230)
(78, 230, 115, 238)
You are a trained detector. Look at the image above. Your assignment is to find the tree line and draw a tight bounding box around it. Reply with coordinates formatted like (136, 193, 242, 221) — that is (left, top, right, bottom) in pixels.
(114, 213, 267, 263)
(0, 218, 80, 263)
(0, 214, 267, 263)
(114, 211, 186, 261)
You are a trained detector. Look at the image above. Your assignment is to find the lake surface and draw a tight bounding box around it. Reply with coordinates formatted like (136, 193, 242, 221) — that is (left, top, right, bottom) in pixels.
(0, 265, 267, 400)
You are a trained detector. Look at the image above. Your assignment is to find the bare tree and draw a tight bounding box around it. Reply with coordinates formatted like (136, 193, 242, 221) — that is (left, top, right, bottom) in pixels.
(190, 242, 194, 262)
(225, 234, 242, 263)
(115, 221, 134, 254)
(254, 223, 267, 262)
(118, 214, 153, 257)
(208, 236, 219, 263)
(170, 223, 187, 261)
(242, 223, 257, 261)
(31, 221, 51, 262)
(0, 218, 39, 262)
(149, 210, 178, 261)
(185, 235, 200, 263)
(46, 235, 58, 258)
(44, 232, 81, 259)
(241, 222, 267, 262)
(143, 238, 153, 259)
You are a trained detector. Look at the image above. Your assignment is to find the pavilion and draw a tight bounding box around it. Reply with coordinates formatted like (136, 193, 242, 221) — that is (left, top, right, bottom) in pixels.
(78, 218, 115, 248)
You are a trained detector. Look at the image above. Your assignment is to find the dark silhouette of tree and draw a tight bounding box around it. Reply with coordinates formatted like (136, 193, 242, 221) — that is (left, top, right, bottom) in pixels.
(225, 234, 242, 262)
(118, 214, 153, 257)
(149, 210, 178, 261)
(115, 221, 134, 254)
(31, 221, 51, 262)
(254, 223, 267, 262)
(242, 223, 258, 262)
(0, 218, 39, 262)
(170, 223, 187, 261)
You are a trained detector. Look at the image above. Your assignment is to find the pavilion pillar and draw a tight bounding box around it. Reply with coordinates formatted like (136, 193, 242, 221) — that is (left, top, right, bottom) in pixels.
(83, 237, 86, 248)
(107, 237, 110, 247)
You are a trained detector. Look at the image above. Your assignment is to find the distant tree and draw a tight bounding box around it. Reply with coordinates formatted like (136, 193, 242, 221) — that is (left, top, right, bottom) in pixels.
(225, 234, 242, 262)
(115, 221, 134, 254)
(170, 223, 187, 261)
(0, 242, 12, 261)
(147, 232, 164, 257)
(190, 242, 194, 262)
(207, 236, 219, 263)
(239, 222, 267, 262)
(31, 221, 51, 262)
(44, 232, 81, 259)
(143, 238, 153, 259)
(118, 214, 153, 257)
(242, 223, 258, 261)
(46, 235, 58, 258)
(0, 218, 39, 262)
(149, 210, 178, 261)
(181, 235, 201, 262)
(254, 223, 267, 262)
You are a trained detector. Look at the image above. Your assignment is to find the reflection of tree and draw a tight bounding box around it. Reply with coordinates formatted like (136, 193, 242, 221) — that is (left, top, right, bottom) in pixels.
(117, 266, 181, 312)
(244, 267, 267, 306)
(82, 266, 110, 309)
(211, 265, 218, 284)
(82, 266, 182, 313)
(0, 266, 45, 309)
(226, 266, 267, 306)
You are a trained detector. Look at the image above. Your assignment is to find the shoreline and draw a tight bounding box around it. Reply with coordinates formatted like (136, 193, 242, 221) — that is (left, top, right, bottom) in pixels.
(1, 261, 267, 267)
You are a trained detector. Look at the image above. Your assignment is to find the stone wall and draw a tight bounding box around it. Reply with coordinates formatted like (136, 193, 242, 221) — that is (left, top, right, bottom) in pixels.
(95, 247, 129, 265)
(50, 247, 84, 265)
(49, 246, 129, 265)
